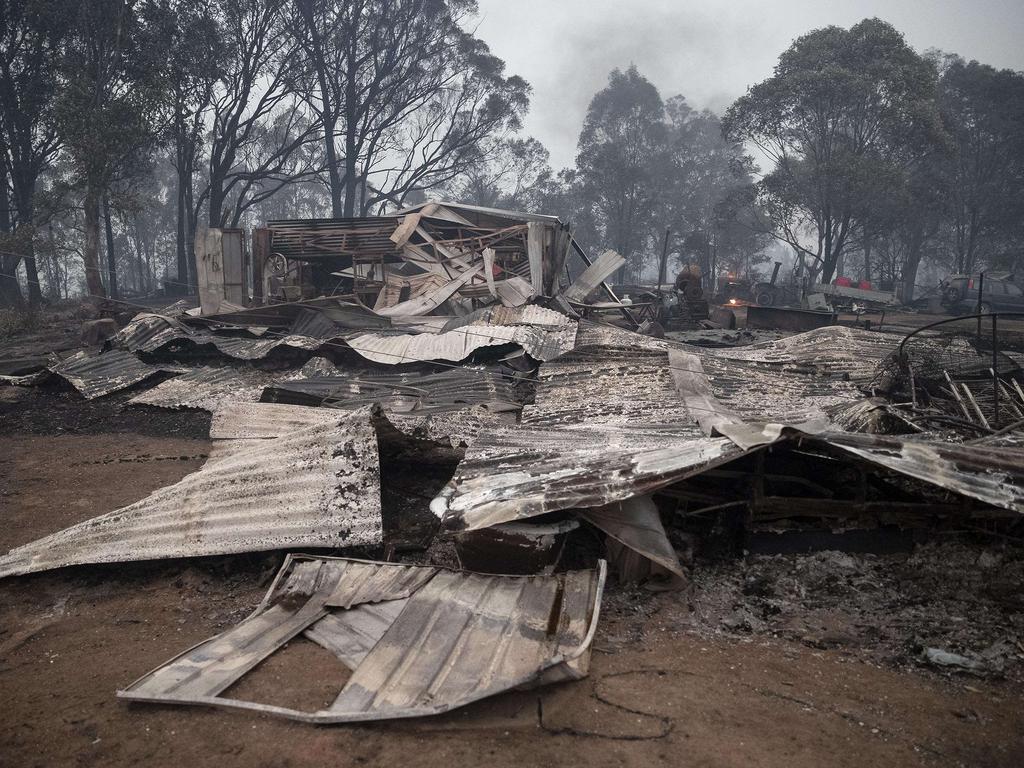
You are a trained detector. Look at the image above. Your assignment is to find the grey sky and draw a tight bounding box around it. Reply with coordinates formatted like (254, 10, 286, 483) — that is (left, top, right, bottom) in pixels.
(475, 0, 1024, 171)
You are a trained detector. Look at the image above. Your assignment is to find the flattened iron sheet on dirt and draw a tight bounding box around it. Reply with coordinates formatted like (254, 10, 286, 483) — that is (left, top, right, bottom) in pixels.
(0, 408, 385, 579)
(118, 554, 605, 723)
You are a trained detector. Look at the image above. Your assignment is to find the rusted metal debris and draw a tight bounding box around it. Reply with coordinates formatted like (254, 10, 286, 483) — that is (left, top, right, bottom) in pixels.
(118, 554, 605, 723)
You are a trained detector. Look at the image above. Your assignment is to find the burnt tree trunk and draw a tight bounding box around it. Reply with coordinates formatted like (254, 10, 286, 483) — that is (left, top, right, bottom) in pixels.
(175, 130, 192, 287)
(13, 184, 42, 305)
(342, 39, 358, 218)
(82, 185, 105, 299)
(103, 193, 118, 300)
(0, 169, 22, 307)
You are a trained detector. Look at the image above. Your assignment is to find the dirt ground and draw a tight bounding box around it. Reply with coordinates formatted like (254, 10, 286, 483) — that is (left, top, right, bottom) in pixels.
(1, 385, 1022, 767)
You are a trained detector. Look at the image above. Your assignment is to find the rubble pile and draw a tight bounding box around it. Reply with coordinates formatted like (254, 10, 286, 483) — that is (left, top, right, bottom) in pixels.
(2, 201, 1023, 724)
(687, 543, 1024, 680)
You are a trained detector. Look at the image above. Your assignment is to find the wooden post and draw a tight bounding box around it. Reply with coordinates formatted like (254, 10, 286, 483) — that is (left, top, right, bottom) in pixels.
(658, 227, 671, 288)
(252, 228, 270, 305)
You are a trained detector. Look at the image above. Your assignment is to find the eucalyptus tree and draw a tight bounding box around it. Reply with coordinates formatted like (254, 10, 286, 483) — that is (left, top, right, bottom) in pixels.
(724, 18, 946, 283)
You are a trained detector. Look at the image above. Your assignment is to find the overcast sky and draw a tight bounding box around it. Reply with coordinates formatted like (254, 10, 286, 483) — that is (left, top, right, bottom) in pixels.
(474, 0, 1024, 170)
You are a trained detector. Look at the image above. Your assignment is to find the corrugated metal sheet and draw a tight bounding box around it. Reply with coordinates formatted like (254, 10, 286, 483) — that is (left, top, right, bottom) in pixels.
(434, 428, 739, 530)
(304, 600, 408, 668)
(128, 366, 288, 411)
(266, 217, 404, 261)
(669, 347, 833, 444)
(432, 321, 1024, 534)
(208, 401, 341, 439)
(129, 360, 339, 412)
(347, 323, 577, 365)
(442, 304, 573, 331)
(0, 408, 384, 579)
(526, 345, 695, 429)
(288, 308, 342, 339)
(48, 349, 185, 399)
(109, 313, 194, 353)
(580, 495, 686, 579)
(662, 329, 1024, 512)
(433, 333, 742, 531)
(819, 432, 1024, 514)
(211, 399, 506, 453)
(562, 250, 625, 302)
(387, 407, 512, 449)
(112, 315, 324, 359)
(118, 554, 605, 723)
(573, 321, 670, 352)
(702, 325, 899, 384)
(323, 560, 437, 608)
(113, 312, 577, 365)
(192, 333, 324, 360)
(265, 367, 522, 414)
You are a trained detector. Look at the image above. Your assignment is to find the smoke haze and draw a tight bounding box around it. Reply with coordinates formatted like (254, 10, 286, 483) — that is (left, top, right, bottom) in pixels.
(476, 0, 1024, 169)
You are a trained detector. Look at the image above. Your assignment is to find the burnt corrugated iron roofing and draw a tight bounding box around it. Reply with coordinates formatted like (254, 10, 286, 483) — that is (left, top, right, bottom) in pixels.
(264, 367, 522, 414)
(432, 331, 740, 530)
(128, 366, 293, 411)
(346, 322, 577, 364)
(703, 325, 899, 384)
(0, 407, 385, 579)
(820, 432, 1024, 514)
(118, 554, 605, 723)
(108, 313, 194, 353)
(441, 304, 574, 331)
(433, 323, 1024, 532)
(48, 349, 185, 399)
(112, 313, 578, 365)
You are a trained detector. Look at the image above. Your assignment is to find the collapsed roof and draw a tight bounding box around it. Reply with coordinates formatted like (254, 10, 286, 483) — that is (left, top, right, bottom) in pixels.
(4, 200, 1024, 724)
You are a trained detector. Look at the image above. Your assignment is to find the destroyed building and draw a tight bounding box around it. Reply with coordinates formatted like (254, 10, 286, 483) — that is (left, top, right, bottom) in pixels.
(2, 201, 1023, 724)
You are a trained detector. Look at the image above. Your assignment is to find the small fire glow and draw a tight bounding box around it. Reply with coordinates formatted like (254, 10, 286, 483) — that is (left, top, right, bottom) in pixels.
(729, 298, 737, 305)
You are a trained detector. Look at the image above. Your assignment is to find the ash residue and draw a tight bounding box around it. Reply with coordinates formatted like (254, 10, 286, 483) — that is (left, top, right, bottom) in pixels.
(602, 541, 1024, 681)
(0, 384, 211, 438)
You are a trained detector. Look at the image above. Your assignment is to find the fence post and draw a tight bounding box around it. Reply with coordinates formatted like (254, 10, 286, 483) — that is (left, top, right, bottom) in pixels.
(976, 271, 985, 339)
(992, 313, 999, 429)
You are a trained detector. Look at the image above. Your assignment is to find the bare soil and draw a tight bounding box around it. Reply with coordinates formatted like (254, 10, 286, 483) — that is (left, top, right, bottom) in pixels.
(1, 392, 1023, 767)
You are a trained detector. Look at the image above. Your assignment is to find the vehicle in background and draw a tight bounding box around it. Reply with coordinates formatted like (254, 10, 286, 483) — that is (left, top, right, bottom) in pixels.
(940, 273, 1024, 314)
(715, 262, 800, 307)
